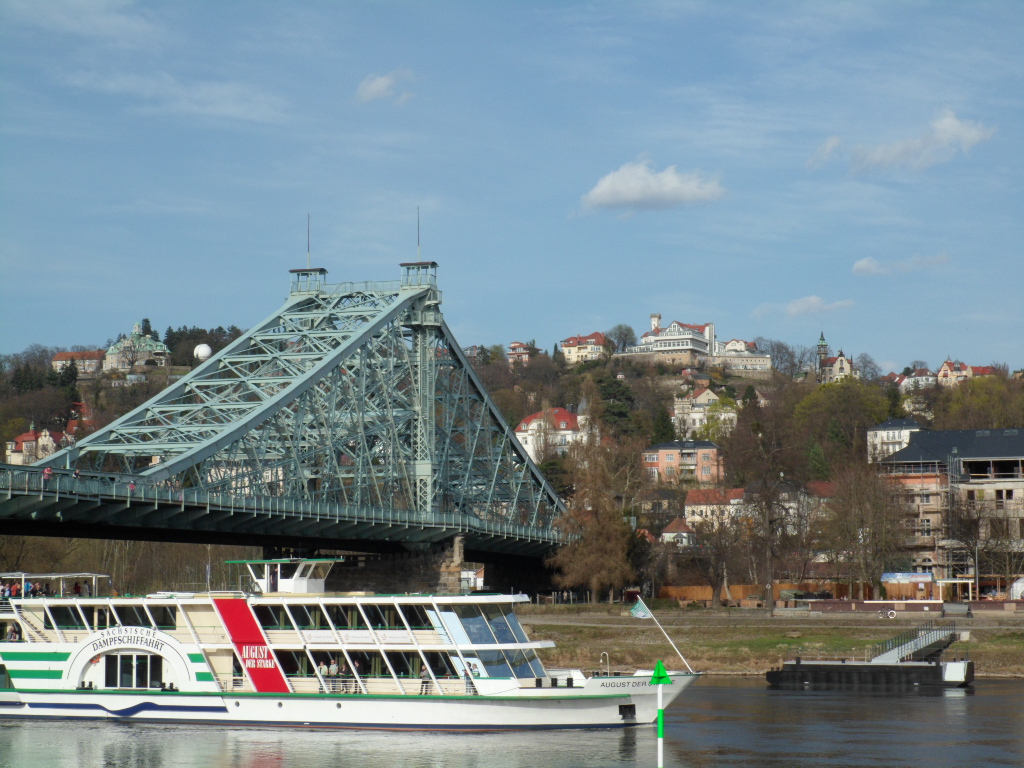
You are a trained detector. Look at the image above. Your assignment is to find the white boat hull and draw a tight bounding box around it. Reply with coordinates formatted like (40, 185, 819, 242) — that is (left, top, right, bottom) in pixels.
(1, 675, 698, 730)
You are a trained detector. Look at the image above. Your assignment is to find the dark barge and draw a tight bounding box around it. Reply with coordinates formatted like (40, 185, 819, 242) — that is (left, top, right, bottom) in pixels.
(766, 620, 973, 690)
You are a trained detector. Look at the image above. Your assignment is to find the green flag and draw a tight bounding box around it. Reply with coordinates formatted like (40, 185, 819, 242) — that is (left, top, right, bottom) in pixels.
(649, 659, 673, 686)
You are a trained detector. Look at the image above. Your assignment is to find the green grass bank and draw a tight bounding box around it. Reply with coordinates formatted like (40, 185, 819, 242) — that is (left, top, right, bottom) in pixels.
(519, 604, 1024, 677)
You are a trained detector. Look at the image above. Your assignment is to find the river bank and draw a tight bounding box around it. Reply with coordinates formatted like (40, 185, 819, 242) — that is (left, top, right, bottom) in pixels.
(519, 604, 1024, 677)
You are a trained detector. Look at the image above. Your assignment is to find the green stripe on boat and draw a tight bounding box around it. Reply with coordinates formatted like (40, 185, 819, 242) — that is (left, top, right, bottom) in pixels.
(195, 672, 215, 682)
(9, 670, 63, 679)
(188, 653, 206, 664)
(0, 652, 72, 662)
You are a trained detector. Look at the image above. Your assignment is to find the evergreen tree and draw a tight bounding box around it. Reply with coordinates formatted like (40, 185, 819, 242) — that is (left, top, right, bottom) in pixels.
(651, 407, 676, 443)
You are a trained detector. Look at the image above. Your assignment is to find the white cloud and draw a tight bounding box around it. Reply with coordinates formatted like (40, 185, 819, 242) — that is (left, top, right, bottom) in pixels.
(852, 109, 995, 171)
(67, 71, 287, 123)
(852, 252, 949, 276)
(356, 70, 413, 104)
(807, 135, 842, 168)
(3, 0, 157, 44)
(785, 295, 854, 316)
(581, 160, 723, 210)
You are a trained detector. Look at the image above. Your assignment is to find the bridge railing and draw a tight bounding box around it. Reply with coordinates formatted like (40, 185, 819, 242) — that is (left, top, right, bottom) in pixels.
(0, 465, 564, 545)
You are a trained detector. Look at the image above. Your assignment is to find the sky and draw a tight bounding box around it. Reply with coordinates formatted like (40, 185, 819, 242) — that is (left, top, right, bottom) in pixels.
(1, 1, 1022, 374)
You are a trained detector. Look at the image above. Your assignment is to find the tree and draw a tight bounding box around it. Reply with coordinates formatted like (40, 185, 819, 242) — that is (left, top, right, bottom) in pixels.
(856, 353, 881, 382)
(546, 432, 638, 602)
(820, 464, 912, 598)
(682, 509, 750, 607)
(140, 318, 154, 337)
(651, 407, 676, 443)
(606, 324, 637, 353)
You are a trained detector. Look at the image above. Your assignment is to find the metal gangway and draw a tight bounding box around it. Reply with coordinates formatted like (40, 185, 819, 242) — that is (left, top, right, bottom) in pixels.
(869, 620, 958, 664)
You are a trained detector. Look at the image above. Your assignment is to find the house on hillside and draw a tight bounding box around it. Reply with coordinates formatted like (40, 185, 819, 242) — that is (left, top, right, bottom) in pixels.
(900, 368, 937, 391)
(684, 487, 745, 524)
(515, 406, 590, 463)
(673, 387, 736, 439)
(5, 425, 65, 465)
(104, 322, 171, 371)
(617, 313, 715, 367)
(560, 332, 608, 365)
(507, 341, 539, 368)
(50, 350, 105, 376)
(867, 418, 924, 462)
(937, 360, 997, 387)
(642, 440, 723, 485)
(660, 518, 696, 548)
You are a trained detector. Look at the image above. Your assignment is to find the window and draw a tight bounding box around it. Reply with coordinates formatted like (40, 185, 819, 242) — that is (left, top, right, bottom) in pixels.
(104, 653, 163, 689)
(701, 467, 711, 476)
(665, 454, 675, 462)
(701, 453, 710, 461)
(644, 454, 657, 463)
(666, 467, 675, 476)
(920, 494, 931, 505)
(919, 518, 932, 535)
(647, 468, 658, 480)
(560, 422, 567, 428)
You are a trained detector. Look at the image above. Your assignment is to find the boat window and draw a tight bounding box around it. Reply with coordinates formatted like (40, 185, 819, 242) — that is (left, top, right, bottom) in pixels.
(104, 653, 163, 689)
(274, 650, 308, 677)
(44, 606, 86, 630)
(86, 608, 114, 631)
(474, 650, 513, 678)
(113, 606, 151, 628)
(290, 605, 327, 629)
(481, 604, 517, 644)
(148, 605, 176, 630)
(443, 605, 497, 645)
(501, 607, 530, 643)
(421, 652, 457, 678)
(326, 604, 366, 631)
(503, 649, 541, 679)
(253, 605, 294, 631)
(347, 651, 388, 678)
(362, 604, 400, 630)
(384, 652, 415, 678)
(400, 604, 432, 629)
(523, 648, 545, 677)
(0, 664, 11, 689)
(279, 563, 299, 579)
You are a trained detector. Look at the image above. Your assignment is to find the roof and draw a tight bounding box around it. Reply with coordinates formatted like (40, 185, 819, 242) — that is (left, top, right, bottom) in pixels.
(661, 517, 695, 535)
(869, 418, 922, 432)
(8, 428, 65, 451)
(882, 429, 1024, 465)
(52, 350, 105, 362)
(971, 365, 997, 376)
(517, 407, 579, 432)
(561, 332, 606, 348)
(641, 321, 710, 339)
(646, 440, 720, 452)
(685, 488, 744, 506)
(805, 481, 836, 498)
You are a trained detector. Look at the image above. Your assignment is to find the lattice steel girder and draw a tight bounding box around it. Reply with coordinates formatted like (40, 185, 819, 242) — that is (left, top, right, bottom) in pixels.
(38, 265, 567, 544)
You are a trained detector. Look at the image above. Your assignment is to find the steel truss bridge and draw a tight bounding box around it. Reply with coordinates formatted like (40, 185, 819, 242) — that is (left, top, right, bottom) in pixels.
(0, 263, 567, 557)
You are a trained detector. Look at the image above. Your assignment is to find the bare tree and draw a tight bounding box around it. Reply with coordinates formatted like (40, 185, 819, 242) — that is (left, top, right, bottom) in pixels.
(856, 353, 881, 382)
(606, 324, 637, 353)
(681, 509, 750, 607)
(821, 464, 912, 598)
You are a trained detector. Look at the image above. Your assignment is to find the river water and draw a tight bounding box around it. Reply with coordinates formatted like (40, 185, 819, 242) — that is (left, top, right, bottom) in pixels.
(1, 677, 1021, 767)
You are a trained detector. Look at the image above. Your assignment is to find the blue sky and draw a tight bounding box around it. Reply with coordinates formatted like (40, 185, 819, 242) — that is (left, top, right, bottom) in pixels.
(1, 1, 1021, 374)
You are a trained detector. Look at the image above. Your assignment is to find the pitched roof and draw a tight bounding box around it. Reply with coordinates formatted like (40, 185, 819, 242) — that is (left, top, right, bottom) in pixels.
(561, 332, 606, 348)
(685, 488, 744, 506)
(971, 365, 997, 376)
(882, 428, 1024, 464)
(9, 428, 65, 451)
(517, 407, 579, 431)
(805, 481, 836, 498)
(661, 517, 695, 535)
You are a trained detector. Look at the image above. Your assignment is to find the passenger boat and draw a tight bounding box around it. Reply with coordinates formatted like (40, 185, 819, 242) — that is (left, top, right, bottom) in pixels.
(0, 559, 698, 730)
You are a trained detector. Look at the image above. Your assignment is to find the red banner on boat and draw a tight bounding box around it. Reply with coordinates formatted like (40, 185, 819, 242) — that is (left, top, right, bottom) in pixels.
(213, 598, 291, 694)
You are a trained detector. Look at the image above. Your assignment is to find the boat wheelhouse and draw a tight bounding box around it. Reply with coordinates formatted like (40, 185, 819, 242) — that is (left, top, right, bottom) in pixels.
(1, 559, 698, 730)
